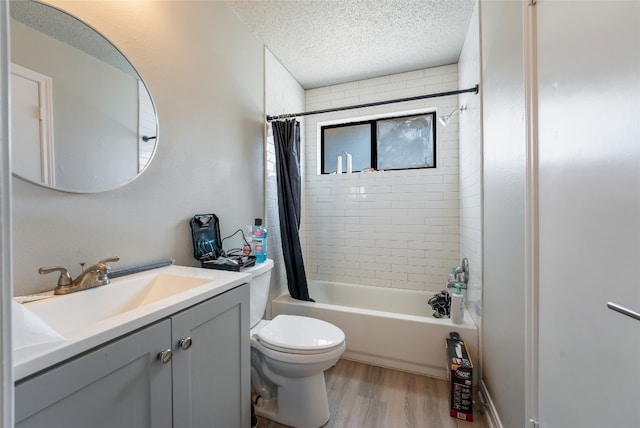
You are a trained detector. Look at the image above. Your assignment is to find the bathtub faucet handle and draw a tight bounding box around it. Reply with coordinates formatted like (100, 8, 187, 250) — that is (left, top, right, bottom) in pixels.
(447, 258, 469, 289)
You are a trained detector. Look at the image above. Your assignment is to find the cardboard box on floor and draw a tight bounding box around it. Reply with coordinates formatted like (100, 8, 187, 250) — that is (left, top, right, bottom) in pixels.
(446, 332, 474, 422)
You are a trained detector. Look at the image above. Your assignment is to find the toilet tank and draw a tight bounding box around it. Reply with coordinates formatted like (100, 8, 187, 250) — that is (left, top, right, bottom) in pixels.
(243, 258, 274, 328)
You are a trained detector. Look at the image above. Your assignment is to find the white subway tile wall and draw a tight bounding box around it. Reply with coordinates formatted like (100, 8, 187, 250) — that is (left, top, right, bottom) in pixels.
(303, 65, 461, 292)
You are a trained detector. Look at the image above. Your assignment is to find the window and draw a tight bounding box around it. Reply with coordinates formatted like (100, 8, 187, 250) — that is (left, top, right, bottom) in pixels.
(320, 112, 436, 174)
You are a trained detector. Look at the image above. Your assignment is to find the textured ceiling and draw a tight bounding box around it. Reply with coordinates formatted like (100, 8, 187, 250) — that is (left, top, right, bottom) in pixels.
(10, 0, 137, 78)
(226, 0, 475, 89)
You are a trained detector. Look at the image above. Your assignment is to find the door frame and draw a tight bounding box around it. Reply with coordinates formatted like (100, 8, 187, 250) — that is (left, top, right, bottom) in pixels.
(524, 1, 539, 427)
(10, 63, 55, 186)
(0, 1, 14, 426)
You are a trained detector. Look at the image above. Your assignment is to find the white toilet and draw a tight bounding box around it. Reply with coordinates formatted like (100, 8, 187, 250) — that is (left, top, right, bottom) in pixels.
(244, 259, 346, 428)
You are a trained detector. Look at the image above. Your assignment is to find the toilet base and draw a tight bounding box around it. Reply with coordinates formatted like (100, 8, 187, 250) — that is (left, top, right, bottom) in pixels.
(253, 372, 330, 428)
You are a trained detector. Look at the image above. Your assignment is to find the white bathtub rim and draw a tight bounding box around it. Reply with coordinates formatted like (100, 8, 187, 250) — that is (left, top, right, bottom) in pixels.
(272, 292, 477, 328)
(308, 279, 449, 294)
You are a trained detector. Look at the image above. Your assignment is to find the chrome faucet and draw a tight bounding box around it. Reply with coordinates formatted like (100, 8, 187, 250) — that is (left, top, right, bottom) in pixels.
(39, 256, 120, 295)
(446, 258, 469, 289)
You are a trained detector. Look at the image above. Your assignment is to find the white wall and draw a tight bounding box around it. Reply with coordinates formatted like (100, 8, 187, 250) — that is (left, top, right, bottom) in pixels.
(479, 0, 527, 426)
(458, 1, 482, 327)
(12, 0, 265, 296)
(303, 65, 461, 292)
(264, 48, 305, 318)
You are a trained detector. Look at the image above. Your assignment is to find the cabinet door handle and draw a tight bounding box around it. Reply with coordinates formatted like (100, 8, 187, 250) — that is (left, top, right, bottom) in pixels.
(179, 337, 193, 350)
(157, 349, 173, 364)
(607, 302, 640, 321)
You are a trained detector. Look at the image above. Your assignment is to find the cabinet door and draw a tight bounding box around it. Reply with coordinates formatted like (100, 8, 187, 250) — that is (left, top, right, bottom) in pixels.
(16, 319, 173, 428)
(172, 283, 250, 428)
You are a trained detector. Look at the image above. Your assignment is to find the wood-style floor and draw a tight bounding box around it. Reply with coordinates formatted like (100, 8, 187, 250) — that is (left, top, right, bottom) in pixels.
(256, 359, 488, 428)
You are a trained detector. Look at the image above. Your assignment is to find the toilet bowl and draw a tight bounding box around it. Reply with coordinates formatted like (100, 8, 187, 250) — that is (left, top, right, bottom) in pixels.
(244, 259, 346, 428)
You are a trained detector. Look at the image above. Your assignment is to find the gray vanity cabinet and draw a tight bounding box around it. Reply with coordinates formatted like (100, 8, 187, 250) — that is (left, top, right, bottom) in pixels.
(172, 281, 250, 428)
(15, 319, 173, 427)
(15, 283, 250, 428)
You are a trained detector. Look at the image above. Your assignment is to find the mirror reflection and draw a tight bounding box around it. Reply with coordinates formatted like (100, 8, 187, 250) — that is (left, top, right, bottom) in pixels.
(9, 0, 158, 193)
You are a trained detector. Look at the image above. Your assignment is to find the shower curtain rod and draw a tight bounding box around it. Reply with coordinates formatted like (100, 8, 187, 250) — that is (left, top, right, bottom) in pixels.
(266, 84, 479, 121)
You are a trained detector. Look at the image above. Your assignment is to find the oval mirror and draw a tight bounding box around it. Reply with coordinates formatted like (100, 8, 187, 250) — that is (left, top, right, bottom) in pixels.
(9, 0, 158, 193)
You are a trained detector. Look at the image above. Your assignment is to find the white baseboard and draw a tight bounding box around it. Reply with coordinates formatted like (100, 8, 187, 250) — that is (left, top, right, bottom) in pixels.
(479, 381, 503, 428)
(341, 352, 447, 380)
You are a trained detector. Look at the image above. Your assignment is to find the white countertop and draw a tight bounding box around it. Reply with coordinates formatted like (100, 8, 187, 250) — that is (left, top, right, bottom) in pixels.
(14, 265, 251, 381)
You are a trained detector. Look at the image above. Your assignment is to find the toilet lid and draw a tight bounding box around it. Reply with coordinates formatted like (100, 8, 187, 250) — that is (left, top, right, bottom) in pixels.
(256, 315, 345, 354)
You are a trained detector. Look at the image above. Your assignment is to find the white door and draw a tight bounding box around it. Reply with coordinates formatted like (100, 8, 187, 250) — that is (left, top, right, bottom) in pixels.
(10, 63, 54, 186)
(536, 1, 640, 427)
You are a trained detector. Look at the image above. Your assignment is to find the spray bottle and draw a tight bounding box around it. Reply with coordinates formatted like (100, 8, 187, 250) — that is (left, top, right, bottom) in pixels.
(450, 284, 464, 324)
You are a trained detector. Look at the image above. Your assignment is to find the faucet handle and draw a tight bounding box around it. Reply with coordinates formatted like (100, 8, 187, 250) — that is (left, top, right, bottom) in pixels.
(98, 256, 120, 269)
(95, 257, 119, 280)
(38, 266, 73, 286)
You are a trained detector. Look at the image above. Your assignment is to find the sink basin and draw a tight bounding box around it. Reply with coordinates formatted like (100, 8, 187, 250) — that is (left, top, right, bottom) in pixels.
(26, 273, 211, 336)
(14, 264, 251, 381)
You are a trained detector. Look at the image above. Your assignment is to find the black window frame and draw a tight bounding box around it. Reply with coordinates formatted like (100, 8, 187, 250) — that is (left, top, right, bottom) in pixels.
(320, 111, 437, 174)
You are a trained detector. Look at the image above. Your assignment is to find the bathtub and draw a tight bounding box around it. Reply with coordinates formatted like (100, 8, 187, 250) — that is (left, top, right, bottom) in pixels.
(271, 280, 478, 380)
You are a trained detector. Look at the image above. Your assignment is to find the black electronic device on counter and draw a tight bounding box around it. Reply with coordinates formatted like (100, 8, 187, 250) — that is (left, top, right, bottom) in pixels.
(201, 255, 256, 272)
(190, 213, 223, 261)
(190, 213, 256, 271)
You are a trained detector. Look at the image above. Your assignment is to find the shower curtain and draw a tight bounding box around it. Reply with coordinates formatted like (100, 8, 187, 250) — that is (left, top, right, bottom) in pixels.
(271, 119, 312, 301)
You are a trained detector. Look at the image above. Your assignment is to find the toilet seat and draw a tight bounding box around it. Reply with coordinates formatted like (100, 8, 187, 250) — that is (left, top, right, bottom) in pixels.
(255, 315, 345, 355)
